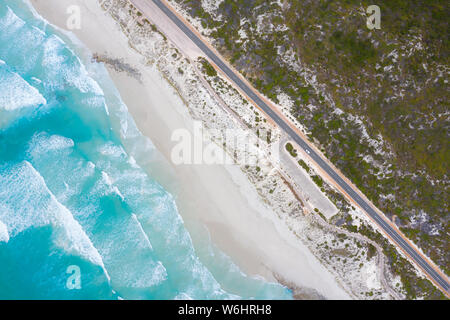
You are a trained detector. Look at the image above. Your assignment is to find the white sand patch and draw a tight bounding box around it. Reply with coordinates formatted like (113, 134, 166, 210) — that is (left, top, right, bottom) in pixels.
(0, 218, 9, 243)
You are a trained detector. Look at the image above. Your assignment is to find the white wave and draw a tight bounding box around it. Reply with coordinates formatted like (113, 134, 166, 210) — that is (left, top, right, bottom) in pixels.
(0, 61, 46, 111)
(39, 33, 105, 98)
(131, 213, 152, 250)
(174, 293, 193, 300)
(25, 133, 96, 204)
(26, 132, 74, 158)
(0, 6, 46, 74)
(100, 171, 124, 199)
(30, 77, 42, 84)
(21, 0, 107, 100)
(120, 261, 167, 288)
(0, 6, 25, 35)
(9, 0, 163, 173)
(0, 1, 236, 298)
(0, 161, 106, 271)
(98, 142, 127, 158)
(1, 5, 105, 102)
(0, 219, 9, 243)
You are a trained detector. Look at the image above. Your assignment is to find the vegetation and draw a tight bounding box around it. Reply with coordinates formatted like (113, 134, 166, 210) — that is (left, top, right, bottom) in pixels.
(172, 0, 449, 298)
(283, 0, 449, 275)
(349, 223, 445, 300)
(298, 159, 311, 173)
(311, 175, 324, 189)
(285, 142, 297, 157)
(199, 57, 217, 77)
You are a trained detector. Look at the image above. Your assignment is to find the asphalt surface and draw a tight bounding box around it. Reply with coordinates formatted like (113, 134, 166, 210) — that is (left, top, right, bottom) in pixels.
(150, 0, 449, 294)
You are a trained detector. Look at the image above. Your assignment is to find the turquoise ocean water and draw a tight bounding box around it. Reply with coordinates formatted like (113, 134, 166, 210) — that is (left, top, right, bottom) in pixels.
(0, 0, 292, 299)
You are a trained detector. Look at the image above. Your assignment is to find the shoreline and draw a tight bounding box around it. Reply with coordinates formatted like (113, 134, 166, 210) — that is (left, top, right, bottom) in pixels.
(29, 0, 350, 299)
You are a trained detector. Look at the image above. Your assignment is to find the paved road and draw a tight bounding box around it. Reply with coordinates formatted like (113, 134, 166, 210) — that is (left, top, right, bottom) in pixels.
(145, 0, 449, 294)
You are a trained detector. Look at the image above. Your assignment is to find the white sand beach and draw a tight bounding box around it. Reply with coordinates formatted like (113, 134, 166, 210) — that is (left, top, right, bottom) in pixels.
(29, 0, 350, 299)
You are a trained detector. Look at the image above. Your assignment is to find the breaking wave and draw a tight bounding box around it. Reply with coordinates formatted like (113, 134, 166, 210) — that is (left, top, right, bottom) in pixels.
(0, 0, 292, 300)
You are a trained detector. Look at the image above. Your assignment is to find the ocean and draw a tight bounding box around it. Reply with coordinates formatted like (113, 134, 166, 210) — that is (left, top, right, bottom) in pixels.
(0, 0, 292, 299)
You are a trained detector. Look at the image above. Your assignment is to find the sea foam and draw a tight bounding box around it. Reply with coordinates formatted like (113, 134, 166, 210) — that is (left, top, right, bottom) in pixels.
(0, 161, 106, 270)
(0, 0, 293, 300)
(0, 219, 9, 243)
(0, 60, 46, 110)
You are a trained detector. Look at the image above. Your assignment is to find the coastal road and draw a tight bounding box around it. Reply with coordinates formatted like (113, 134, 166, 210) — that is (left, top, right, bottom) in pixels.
(132, 0, 450, 295)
